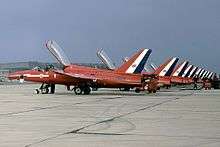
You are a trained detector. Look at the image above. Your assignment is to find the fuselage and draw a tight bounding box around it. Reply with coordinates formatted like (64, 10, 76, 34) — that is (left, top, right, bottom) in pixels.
(64, 65, 143, 88)
(142, 71, 194, 86)
(8, 64, 144, 89)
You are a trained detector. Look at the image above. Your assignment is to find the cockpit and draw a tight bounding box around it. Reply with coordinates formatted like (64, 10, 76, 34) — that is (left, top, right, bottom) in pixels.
(32, 64, 55, 72)
(33, 66, 43, 71)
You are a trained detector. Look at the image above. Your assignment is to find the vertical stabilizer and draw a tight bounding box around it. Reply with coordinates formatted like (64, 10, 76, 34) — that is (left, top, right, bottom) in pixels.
(154, 57, 179, 76)
(188, 66, 198, 78)
(172, 61, 189, 77)
(115, 49, 152, 74)
(182, 65, 193, 77)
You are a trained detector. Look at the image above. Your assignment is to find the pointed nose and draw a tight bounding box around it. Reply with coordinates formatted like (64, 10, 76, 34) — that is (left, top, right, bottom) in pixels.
(7, 70, 29, 81)
(7, 72, 21, 80)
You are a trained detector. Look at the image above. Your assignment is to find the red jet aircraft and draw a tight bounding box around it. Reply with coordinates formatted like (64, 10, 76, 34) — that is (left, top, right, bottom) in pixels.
(96, 48, 180, 88)
(8, 40, 153, 95)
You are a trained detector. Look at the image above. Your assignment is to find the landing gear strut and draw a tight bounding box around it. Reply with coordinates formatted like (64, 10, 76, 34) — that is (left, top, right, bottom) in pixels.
(83, 86, 91, 95)
(50, 84, 55, 94)
(35, 83, 55, 94)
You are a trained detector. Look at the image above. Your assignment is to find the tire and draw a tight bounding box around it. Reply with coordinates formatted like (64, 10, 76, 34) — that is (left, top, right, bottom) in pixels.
(124, 88, 130, 91)
(119, 88, 124, 91)
(74, 87, 83, 95)
(41, 88, 49, 94)
(120, 88, 130, 91)
(92, 87, 98, 91)
(35, 89, 40, 94)
(83, 87, 91, 95)
(135, 88, 140, 93)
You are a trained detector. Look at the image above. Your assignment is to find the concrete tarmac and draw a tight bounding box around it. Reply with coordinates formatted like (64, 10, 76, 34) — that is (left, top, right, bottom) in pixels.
(0, 84, 220, 147)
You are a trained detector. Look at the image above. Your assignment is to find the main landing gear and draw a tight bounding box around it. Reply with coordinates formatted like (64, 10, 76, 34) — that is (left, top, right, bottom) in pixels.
(35, 84, 91, 95)
(73, 86, 91, 95)
(35, 83, 55, 94)
(119, 87, 130, 91)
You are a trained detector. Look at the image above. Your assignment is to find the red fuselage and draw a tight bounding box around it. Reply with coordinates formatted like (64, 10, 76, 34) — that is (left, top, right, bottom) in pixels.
(142, 72, 193, 86)
(8, 64, 144, 89)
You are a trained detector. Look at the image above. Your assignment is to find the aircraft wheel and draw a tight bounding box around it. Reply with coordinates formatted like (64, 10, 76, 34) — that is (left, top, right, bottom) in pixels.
(119, 88, 124, 91)
(74, 87, 83, 95)
(92, 87, 98, 91)
(41, 88, 49, 94)
(135, 88, 140, 93)
(83, 87, 91, 95)
(120, 88, 130, 91)
(124, 88, 130, 91)
(35, 89, 40, 94)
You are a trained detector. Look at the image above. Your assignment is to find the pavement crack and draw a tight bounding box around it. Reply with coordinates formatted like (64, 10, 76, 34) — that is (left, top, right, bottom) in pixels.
(77, 132, 132, 136)
(25, 97, 179, 147)
(0, 105, 61, 117)
(0, 96, 123, 118)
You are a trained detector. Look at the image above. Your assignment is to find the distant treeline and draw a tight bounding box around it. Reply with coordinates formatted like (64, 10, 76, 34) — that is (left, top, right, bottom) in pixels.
(0, 61, 107, 72)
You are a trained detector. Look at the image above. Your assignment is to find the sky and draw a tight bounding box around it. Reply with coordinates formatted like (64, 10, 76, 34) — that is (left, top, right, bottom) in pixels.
(0, 0, 219, 72)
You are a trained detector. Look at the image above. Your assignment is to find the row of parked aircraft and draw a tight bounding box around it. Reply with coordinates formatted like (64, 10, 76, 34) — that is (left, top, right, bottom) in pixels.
(8, 40, 217, 95)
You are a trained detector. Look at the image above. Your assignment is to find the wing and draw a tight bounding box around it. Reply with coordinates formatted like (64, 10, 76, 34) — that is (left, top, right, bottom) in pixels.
(52, 70, 141, 86)
(52, 70, 101, 83)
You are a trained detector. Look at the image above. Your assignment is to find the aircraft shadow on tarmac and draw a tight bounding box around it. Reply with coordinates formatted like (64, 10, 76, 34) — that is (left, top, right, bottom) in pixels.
(45, 90, 193, 97)
(53, 91, 146, 96)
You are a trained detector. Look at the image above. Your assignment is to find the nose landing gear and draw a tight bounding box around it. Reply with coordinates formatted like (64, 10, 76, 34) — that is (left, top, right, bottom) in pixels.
(35, 83, 55, 94)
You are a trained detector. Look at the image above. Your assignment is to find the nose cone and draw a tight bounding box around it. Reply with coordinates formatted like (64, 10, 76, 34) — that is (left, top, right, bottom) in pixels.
(7, 70, 31, 80)
(7, 71, 20, 80)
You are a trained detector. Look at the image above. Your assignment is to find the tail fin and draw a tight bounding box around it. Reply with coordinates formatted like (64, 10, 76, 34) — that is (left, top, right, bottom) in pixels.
(194, 68, 202, 78)
(207, 71, 212, 78)
(198, 69, 205, 78)
(188, 66, 198, 78)
(150, 63, 157, 71)
(212, 73, 217, 80)
(201, 70, 208, 79)
(205, 71, 211, 78)
(46, 40, 71, 67)
(208, 72, 213, 79)
(171, 61, 189, 77)
(115, 48, 152, 74)
(182, 65, 194, 77)
(154, 57, 179, 76)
